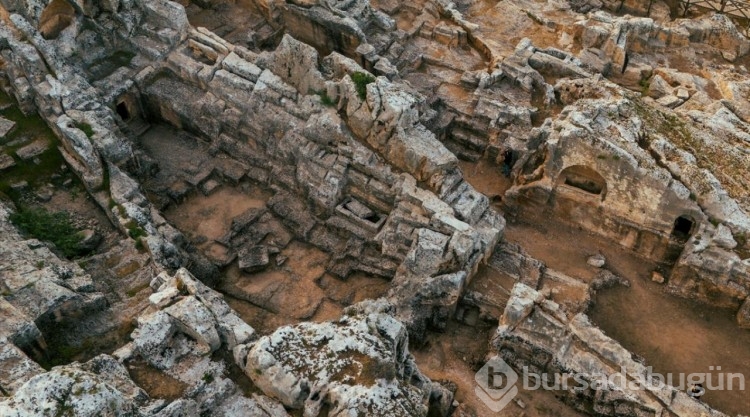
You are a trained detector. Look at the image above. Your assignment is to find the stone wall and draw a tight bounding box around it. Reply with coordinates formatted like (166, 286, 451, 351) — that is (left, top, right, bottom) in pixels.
(128, 30, 504, 335)
(492, 283, 730, 417)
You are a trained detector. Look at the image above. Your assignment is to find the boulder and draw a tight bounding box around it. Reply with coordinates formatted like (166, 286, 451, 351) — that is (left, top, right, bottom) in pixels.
(238, 245, 271, 272)
(239, 300, 436, 416)
(0, 355, 145, 416)
(0, 154, 16, 171)
(587, 253, 606, 268)
(0, 116, 16, 139)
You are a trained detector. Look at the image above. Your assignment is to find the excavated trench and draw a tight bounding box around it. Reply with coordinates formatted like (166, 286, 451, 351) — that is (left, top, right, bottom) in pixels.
(137, 121, 393, 337)
(0, 91, 155, 369)
(500, 205, 750, 416)
(3, 0, 750, 414)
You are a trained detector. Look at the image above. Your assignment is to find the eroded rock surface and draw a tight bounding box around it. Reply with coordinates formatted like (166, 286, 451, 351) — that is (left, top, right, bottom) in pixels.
(238, 299, 450, 416)
(0, 0, 748, 415)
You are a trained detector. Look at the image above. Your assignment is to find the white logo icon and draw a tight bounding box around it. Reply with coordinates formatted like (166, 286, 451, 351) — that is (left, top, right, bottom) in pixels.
(474, 355, 519, 412)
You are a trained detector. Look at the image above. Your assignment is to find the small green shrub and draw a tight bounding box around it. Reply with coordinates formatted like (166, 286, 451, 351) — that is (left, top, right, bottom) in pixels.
(735, 232, 747, 247)
(202, 372, 214, 383)
(638, 77, 650, 96)
(125, 220, 146, 240)
(318, 91, 336, 107)
(10, 207, 83, 258)
(134, 238, 146, 253)
(351, 71, 375, 100)
(74, 122, 95, 138)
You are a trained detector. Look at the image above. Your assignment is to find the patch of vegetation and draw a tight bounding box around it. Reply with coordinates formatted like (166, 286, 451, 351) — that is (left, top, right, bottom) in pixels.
(351, 72, 375, 100)
(9, 207, 84, 258)
(0, 94, 64, 196)
(709, 217, 720, 227)
(638, 76, 650, 96)
(74, 121, 94, 138)
(735, 232, 746, 248)
(134, 238, 146, 253)
(202, 372, 214, 383)
(317, 90, 336, 107)
(125, 220, 146, 240)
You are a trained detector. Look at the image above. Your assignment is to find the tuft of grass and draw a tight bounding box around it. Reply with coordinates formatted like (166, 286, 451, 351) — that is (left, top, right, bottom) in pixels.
(351, 72, 375, 100)
(734, 232, 747, 248)
(0, 92, 65, 197)
(10, 207, 84, 258)
(638, 76, 650, 96)
(317, 91, 336, 107)
(202, 372, 214, 383)
(74, 122, 94, 138)
(134, 238, 146, 253)
(125, 220, 146, 240)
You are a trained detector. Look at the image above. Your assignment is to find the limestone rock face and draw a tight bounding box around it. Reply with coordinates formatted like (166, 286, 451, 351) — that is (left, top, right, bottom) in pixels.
(0, 201, 105, 351)
(0, 355, 146, 417)
(0, 337, 45, 395)
(0, 0, 748, 415)
(238, 299, 446, 417)
(493, 283, 729, 417)
(121, 268, 289, 416)
(132, 268, 256, 369)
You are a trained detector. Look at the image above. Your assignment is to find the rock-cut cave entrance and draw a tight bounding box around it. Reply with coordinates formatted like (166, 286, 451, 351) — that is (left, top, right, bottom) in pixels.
(559, 165, 607, 199)
(671, 215, 695, 241)
(116, 101, 131, 121)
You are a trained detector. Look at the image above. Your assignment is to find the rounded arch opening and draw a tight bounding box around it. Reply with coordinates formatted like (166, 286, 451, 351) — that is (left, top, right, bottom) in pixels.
(558, 165, 607, 198)
(39, 0, 75, 40)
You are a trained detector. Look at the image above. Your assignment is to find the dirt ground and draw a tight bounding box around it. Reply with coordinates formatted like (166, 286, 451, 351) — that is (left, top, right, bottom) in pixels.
(127, 360, 187, 400)
(222, 242, 391, 335)
(164, 184, 270, 251)
(591, 283, 750, 415)
(502, 212, 750, 416)
(413, 320, 586, 417)
(459, 159, 513, 202)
